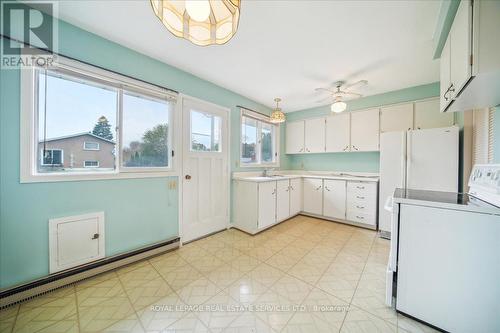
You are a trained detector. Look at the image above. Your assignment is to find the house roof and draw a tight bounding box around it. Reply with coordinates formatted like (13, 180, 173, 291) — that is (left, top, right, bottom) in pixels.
(38, 132, 115, 144)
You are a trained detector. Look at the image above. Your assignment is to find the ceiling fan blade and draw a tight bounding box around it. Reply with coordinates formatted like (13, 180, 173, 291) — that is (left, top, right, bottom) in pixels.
(315, 87, 335, 94)
(316, 96, 334, 103)
(341, 91, 363, 97)
(343, 80, 368, 91)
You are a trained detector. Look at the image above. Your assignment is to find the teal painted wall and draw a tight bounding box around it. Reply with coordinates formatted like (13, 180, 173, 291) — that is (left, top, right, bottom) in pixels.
(0, 15, 286, 288)
(285, 83, 440, 173)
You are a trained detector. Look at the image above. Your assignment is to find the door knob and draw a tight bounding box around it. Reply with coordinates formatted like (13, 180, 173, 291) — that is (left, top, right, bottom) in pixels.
(91, 233, 99, 240)
(185, 175, 192, 180)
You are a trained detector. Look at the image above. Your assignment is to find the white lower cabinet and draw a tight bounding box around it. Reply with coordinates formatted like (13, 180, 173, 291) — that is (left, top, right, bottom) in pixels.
(289, 178, 302, 216)
(276, 180, 290, 222)
(233, 178, 302, 234)
(346, 181, 378, 227)
(323, 180, 346, 220)
(258, 181, 277, 229)
(303, 178, 323, 215)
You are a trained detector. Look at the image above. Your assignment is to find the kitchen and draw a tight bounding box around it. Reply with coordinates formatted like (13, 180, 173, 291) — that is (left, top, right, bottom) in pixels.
(0, 0, 499, 332)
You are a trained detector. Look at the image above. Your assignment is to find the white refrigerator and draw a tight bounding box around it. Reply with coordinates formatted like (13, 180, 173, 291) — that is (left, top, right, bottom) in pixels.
(378, 126, 459, 238)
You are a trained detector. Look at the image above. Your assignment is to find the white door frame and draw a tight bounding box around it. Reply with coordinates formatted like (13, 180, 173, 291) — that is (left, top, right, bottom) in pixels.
(178, 94, 231, 244)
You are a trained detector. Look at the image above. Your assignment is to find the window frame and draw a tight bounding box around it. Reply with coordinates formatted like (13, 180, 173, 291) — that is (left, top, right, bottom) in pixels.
(20, 55, 179, 183)
(84, 160, 100, 168)
(189, 110, 222, 153)
(83, 142, 100, 151)
(239, 109, 280, 167)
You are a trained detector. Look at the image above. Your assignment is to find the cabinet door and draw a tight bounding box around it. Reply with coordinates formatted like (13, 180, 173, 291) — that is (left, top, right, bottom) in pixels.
(351, 108, 380, 151)
(258, 182, 276, 229)
(380, 103, 413, 132)
(414, 99, 454, 129)
(326, 114, 350, 152)
(303, 178, 323, 215)
(289, 178, 302, 216)
(276, 180, 290, 222)
(440, 37, 452, 112)
(323, 180, 346, 220)
(304, 118, 326, 153)
(286, 121, 305, 154)
(450, 0, 472, 99)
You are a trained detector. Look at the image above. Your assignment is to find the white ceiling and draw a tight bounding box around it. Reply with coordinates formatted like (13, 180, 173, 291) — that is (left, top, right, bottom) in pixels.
(56, 0, 441, 112)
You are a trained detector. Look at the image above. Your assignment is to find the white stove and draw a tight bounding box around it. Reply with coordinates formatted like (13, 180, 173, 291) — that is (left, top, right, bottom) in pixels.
(385, 164, 500, 333)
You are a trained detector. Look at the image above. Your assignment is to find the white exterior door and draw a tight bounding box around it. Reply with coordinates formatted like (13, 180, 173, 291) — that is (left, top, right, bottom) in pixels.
(303, 178, 323, 215)
(326, 114, 350, 152)
(289, 178, 302, 216)
(258, 181, 276, 229)
(286, 121, 305, 154)
(182, 98, 229, 242)
(323, 180, 346, 220)
(276, 180, 290, 222)
(304, 118, 326, 153)
(350, 109, 380, 151)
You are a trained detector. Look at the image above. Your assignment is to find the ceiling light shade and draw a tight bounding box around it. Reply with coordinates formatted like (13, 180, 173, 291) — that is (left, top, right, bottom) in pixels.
(331, 100, 347, 113)
(270, 98, 286, 123)
(150, 0, 241, 46)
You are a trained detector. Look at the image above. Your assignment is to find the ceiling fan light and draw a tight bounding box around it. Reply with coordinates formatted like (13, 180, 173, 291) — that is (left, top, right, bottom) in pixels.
(331, 101, 347, 113)
(185, 0, 210, 22)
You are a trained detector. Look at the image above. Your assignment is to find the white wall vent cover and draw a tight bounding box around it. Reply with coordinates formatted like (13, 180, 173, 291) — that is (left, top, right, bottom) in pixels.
(49, 212, 105, 274)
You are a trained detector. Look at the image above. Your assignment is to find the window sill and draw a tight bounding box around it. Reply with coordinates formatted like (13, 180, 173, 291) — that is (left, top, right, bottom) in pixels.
(20, 170, 178, 184)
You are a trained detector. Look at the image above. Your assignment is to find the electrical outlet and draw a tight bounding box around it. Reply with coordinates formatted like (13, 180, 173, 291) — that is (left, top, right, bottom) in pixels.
(168, 180, 177, 190)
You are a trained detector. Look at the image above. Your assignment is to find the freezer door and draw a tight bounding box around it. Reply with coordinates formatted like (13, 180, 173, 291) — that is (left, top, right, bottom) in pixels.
(406, 126, 459, 192)
(379, 131, 406, 234)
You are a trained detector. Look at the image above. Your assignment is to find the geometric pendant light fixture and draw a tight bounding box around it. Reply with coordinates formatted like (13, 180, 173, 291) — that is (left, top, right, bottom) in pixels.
(269, 98, 286, 123)
(150, 0, 241, 46)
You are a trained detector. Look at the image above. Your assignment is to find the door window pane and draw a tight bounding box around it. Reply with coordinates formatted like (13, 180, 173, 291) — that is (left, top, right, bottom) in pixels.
(37, 71, 117, 173)
(241, 116, 258, 163)
(122, 91, 171, 168)
(190, 110, 221, 152)
(261, 122, 275, 163)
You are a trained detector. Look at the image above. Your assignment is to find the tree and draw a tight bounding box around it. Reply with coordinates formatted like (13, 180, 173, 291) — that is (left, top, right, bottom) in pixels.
(92, 116, 113, 140)
(141, 124, 169, 166)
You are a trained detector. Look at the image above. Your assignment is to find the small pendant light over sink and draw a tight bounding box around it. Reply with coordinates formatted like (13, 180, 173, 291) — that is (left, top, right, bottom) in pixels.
(150, 0, 241, 46)
(270, 98, 286, 123)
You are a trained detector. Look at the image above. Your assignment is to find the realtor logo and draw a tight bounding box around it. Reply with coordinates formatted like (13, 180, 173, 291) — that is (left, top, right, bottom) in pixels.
(1, 1, 58, 68)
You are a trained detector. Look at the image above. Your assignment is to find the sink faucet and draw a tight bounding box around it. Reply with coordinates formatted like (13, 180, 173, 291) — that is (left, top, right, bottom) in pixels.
(262, 168, 275, 177)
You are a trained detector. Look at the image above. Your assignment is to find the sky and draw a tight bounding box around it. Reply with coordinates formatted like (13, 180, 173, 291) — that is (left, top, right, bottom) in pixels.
(37, 71, 171, 148)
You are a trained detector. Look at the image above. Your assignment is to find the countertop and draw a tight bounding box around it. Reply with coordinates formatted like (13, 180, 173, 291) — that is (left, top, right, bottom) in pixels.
(232, 172, 379, 183)
(393, 188, 500, 215)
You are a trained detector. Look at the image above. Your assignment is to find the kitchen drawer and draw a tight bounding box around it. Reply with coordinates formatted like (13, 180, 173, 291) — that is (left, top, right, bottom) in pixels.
(346, 211, 376, 226)
(347, 181, 377, 197)
(347, 200, 377, 216)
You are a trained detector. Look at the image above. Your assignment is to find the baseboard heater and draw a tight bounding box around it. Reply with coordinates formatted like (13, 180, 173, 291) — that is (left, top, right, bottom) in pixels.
(0, 237, 180, 308)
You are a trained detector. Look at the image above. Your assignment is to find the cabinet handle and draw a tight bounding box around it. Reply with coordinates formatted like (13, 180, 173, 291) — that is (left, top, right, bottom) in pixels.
(289, 186, 294, 190)
(353, 145, 359, 151)
(272, 189, 276, 195)
(356, 215, 364, 220)
(356, 186, 365, 190)
(325, 186, 331, 191)
(356, 205, 365, 209)
(306, 148, 311, 152)
(315, 186, 322, 191)
(356, 196, 365, 199)
(343, 145, 349, 152)
(299, 148, 304, 152)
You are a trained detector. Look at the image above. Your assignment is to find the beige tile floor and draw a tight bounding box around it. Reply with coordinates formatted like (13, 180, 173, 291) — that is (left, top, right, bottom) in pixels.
(0, 216, 439, 333)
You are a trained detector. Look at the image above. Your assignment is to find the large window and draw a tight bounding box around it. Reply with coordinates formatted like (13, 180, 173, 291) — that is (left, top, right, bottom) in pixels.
(22, 56, 177, 182)
(240, 109, 279, 166)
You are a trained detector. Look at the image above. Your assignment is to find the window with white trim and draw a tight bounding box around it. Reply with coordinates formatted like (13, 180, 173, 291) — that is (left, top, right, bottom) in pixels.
(22, 55, 177, 182)
(240, 109, 279, 166)
(84, 160, 99, 168)
(472, 108, 495, 164)
(83, 142, 100, 150)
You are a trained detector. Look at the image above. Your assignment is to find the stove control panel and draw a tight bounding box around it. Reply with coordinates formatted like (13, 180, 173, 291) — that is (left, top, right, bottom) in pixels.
(469, 164, 500, 207)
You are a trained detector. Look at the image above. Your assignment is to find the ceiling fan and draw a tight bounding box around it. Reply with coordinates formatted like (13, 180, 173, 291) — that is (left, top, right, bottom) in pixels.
(315, 80, 368, 113)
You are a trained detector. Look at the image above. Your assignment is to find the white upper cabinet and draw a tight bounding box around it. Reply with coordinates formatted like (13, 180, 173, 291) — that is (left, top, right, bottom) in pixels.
(303, 178, 323, 215)
(326, 113, 350, 152)
(323, 179, 346, 220)
(380, 103, 414, 132)
(414, 99, 454, 129)
(449, 0, 473, 99)
(440, 37, 452, 112)
(304, 118, 326, 153)
(286, 121, 305, 154)
(276, 180, 290, 222)
(350, 108, 380, 152)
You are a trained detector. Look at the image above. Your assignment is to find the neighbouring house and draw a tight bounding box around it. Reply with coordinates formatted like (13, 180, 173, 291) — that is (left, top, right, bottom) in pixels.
(38, 132, 115, 171)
